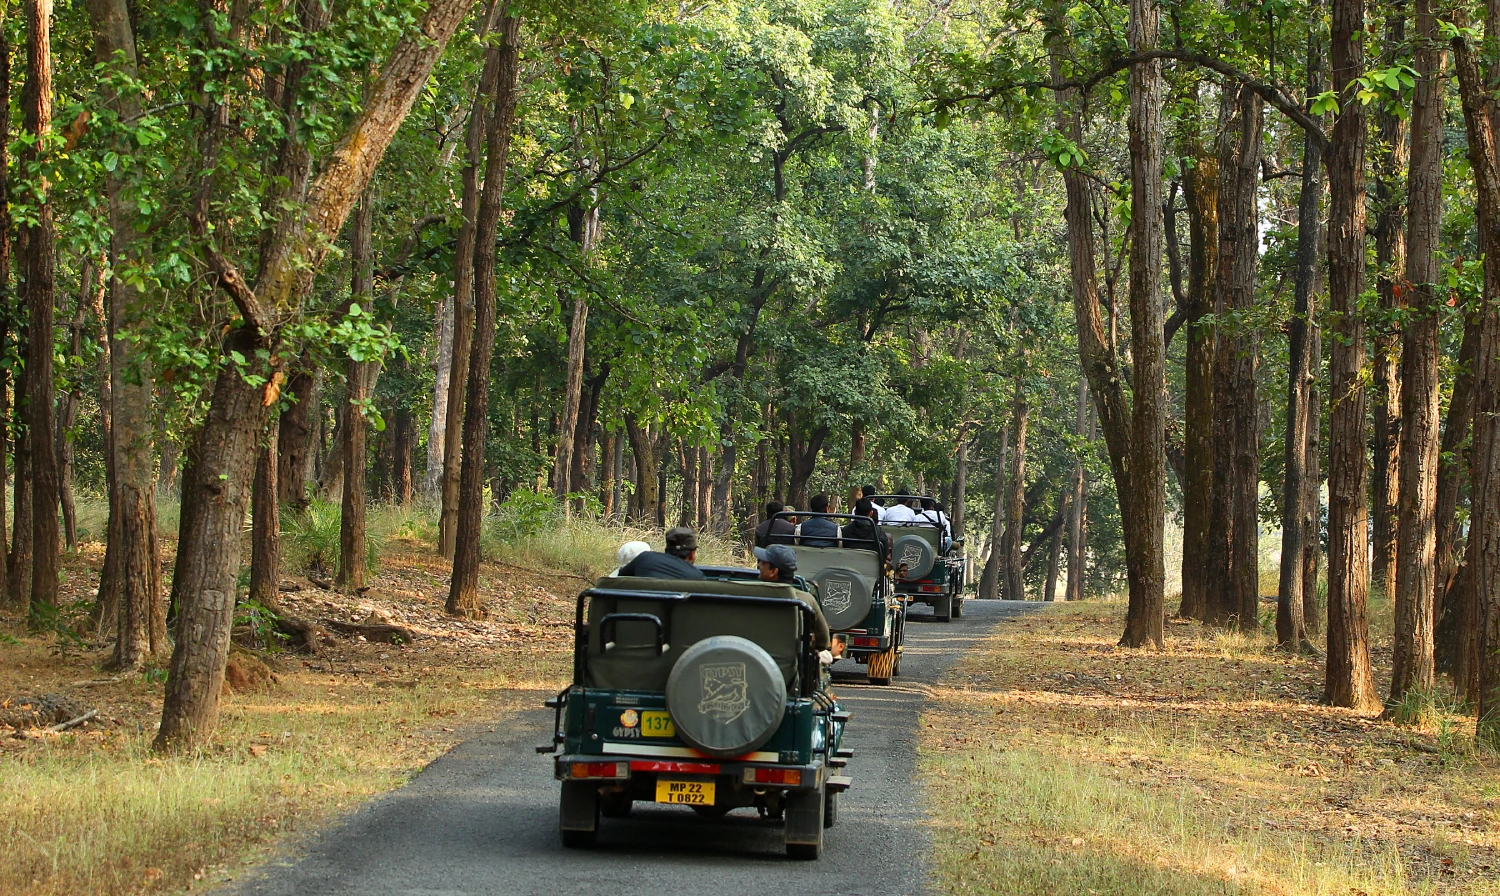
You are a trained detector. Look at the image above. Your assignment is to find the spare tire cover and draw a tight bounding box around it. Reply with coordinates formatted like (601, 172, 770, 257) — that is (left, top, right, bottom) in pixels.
(665, 635, 785, 758)
(810, 567, 874, 630)
(892, 535, 937, 581)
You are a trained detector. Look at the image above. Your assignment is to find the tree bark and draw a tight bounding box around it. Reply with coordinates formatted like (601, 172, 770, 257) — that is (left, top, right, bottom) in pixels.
(978, 423, 1009, 602)
(1116, 0, 1168, 648)
(277, 368, 319, 507)
(1178, 130, 1218, 622)
(1277, 12, 1325, 650)
(338, 191, 375, 592)
(0, 13, 11, 607)
(623, 415, 661, 525)
(1066, 380, 1091, 603)
(1001, 390, 1030, 601)
(57, 268, 94, 553)
(1450, 25, 1500, 730)
(446, 14, 521, 619)
(1303, 322, 1325, 633)
(425, 294, 453, 502)
(249, 415, 280, 609)
(1390, 0, 1447, 705)
(1371, 9, 1409, 598)
(21, 0, 59, 626)
(438, 1, 504, 557)
(552, 203, 597, 502)
(1324, 0, 1382, 712)
(157, 0, 479, 751)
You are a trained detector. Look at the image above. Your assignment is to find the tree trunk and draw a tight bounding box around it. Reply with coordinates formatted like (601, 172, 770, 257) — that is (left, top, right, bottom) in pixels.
(446, 14, 521, 619)
(1001, 392, 1030, 601)
(438, 3, 505, 557)
(978, 423, 1009, 602)
(1390, 0, 1447, 705)
(391, 399, 414, 505)
(1303, 323, 1324, 633)
(58, 268, 93, 553)
(338, 192, 375, 592)
(1045, 506, 1065, 601)
(1277, 7, 1325, 650)
(1324, 0, 1382, 712)
(8, 361, 31, 610)
(1178, 134, 1219, 622)
(552, 203, 597, 502)
(157, 0, 479, 750)
(249, 415, 280, 610)
(1371, 9, 1409, 598)
(21, 0, 59, 626)
(953, 437, 969, 540)
(1066, 381, 1091, 603)
(623, 415, 660, 525)
(600, 428, 617, 518)
(277, 369, 319, 507)
(425, 293, 453, 502)
(0, 13, 11, 607)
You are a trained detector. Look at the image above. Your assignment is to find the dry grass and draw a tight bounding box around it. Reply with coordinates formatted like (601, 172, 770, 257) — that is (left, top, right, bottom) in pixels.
(920, 599, 1500, 895)
(0, 525, 591, 896)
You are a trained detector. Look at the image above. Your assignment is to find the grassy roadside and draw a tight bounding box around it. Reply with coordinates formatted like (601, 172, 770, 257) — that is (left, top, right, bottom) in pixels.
(1, 506, 741, 896)
(920, 599, 1500, 895)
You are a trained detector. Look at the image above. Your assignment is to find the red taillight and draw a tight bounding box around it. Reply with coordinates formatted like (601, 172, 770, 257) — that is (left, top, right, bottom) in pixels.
(569, 761, 629, 779)
(918, 584, 943, 593)
(629, 760, 719, 775)
(852, 637, 880, 647)
(743, 767, 804, 786)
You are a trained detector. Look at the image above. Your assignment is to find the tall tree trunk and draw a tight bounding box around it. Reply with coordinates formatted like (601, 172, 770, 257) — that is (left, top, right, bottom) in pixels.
(1454, 28, 1500, 738)
(1001, 391, 1029, 601)
(1178, 132, 1219, 622)
(391, 401, 414, 505)
(338, 191, 375, 592)
(623, 416, 659, 525)
(21, 0, 59, 625)
(157, 0, 479, 750)
(977, 423, 1009, 602)
(249, 416, 280, 609)
(1303, 322, 1325, 633)
(1066, 381, 1091, 603)
(425, 293, 453, 502)
(8, 361, 30, 610)
(277, 369, 319, 507)
(1324, 0, 1382, 712)
(1278, 13, 1325, 649)
(1371, 9, 1410, 598)
(439, 2, 504, 557)
(952, 438, 969, 539)
(1390, 0, 1447, 704)
(0, 13, 11, 607)
(1045, 506, 1065, 602)
(600, 428, 617, 518)
(446, 14, 521, 619)
(57, 268, 93, 552)
(552, 203, 597, 503)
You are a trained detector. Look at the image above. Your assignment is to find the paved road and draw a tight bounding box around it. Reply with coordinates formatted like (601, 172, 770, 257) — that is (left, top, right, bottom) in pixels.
(227, 600, 1038, 896)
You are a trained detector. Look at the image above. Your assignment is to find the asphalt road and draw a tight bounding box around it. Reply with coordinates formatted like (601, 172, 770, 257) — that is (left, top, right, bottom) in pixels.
(226, 599, 1038, 896)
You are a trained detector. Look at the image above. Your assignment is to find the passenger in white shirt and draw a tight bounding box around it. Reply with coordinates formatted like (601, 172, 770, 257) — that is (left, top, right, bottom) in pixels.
(860, 485, 885, 521)
(882, 497, 918, 525)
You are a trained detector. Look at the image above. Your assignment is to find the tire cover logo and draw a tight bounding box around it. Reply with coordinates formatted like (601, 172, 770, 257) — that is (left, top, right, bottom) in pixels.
(823, 578, 854, 614)
(698, 663, 749, 723)
(900, 543, 925, 568)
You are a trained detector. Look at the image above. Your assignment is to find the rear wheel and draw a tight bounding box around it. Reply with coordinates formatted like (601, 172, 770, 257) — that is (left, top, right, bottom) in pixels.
(784, 785, 826, 859)
(952, 593, 964, 618)
(600, 793, 633, 818)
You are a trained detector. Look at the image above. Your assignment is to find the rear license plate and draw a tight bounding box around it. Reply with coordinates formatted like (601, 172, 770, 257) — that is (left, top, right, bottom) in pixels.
(655, 778, 715, 805)
(640, 710, 675, 738)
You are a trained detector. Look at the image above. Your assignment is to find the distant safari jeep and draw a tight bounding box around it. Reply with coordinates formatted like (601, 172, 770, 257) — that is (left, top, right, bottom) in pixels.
(764, 511, 905, 684)
(539, 573, 852, 860)
(871, 495, 966, 622)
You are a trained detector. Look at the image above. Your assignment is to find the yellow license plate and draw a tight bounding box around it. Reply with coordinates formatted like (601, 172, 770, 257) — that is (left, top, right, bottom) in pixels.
(640, 710, 675, 738)
(655, 778, 715, 805)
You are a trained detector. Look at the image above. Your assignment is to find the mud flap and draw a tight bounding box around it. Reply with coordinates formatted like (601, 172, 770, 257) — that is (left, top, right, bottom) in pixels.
(560, 781, 599, 846)
(934, 592, 952, 622)
(784, 784, 826, 859)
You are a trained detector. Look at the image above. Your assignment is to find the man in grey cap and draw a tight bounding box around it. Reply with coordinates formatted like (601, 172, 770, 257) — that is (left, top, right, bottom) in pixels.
(754, 543, 799, 583)
(616, 527, 705, 580)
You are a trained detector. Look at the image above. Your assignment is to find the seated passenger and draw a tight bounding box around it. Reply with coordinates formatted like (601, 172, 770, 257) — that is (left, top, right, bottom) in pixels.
(797, 494, 841, 547)
(882, 494, 918, 525)
(754, 500, 796, 547)
(615, 527, 705, 580)
(844, 498, 893, 557)
(756, 544, 839, 658)
(859, 485, 885, 521)
(918, 498, 952, 551)
(609, 540, 651, 576)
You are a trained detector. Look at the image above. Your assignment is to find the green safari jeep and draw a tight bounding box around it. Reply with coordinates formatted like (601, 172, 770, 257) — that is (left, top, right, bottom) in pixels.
(539, 575, 852, 859)
(873, 495, 965, 622)
(767, 511, 904, 684)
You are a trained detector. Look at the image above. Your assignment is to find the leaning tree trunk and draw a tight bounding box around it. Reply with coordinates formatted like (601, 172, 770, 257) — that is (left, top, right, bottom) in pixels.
(157, 0, 480, 751)
(1324, 0, 1382, 712)
(1390, 0, 1447, 705)
(338, 191, 375, 592)
(21, 0, 59, 626)
(1277, 7, 1325, 651)
(1371, 8, 1410, 599)
(446, 14, 521, 619)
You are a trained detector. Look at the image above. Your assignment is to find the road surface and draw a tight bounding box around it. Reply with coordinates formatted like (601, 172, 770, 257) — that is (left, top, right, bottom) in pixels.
(226, 600, 1038, 896)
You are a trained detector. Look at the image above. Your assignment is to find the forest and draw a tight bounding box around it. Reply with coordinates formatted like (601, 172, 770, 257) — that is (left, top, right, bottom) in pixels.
(0, 0, 1494, 765)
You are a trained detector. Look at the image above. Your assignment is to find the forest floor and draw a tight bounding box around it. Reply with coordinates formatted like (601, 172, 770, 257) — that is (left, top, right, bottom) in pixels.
(921, 598, 1500, 895)
(0, 533, 583, 896)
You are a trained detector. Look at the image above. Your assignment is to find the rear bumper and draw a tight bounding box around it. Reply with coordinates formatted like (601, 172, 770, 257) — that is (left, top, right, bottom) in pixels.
(554, 753, 835, 793)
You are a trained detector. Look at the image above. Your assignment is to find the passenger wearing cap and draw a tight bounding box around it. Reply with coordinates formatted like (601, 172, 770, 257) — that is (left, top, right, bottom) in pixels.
(615, 527, 705, 580)
(755, 545, 840, 659)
